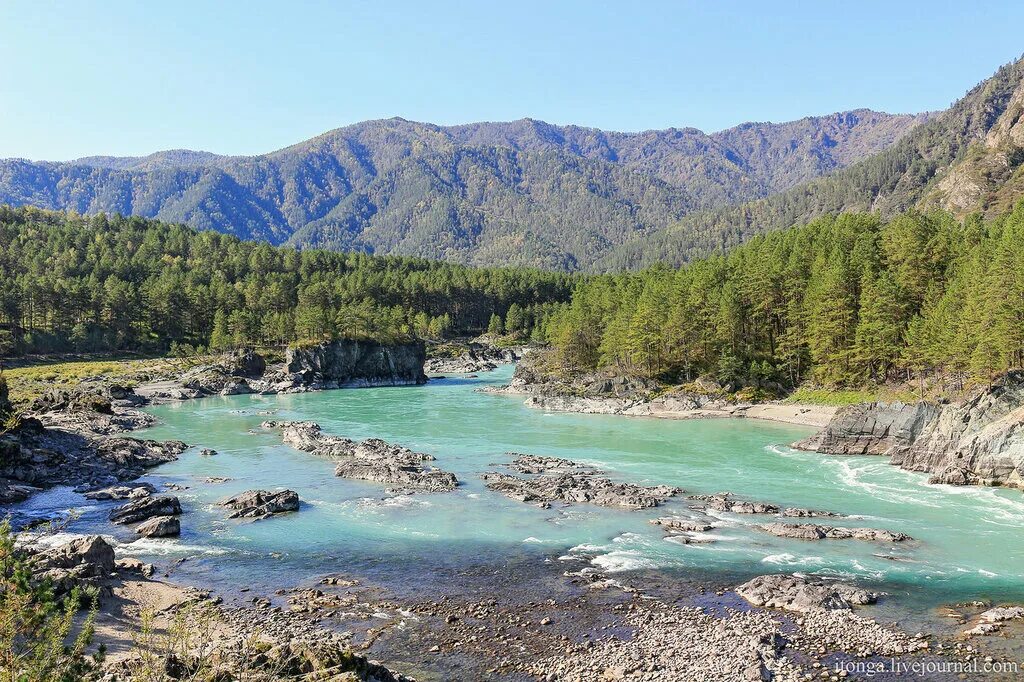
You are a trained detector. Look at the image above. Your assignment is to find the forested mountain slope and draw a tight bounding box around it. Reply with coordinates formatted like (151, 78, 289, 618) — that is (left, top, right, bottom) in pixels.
(0, 111, 925, 270)
(602, 56, 1024, 270)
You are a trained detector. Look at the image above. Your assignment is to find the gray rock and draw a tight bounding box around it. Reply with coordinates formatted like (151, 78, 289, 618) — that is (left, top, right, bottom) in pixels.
(650, 517, 714, 532)
(220, 489, 300, 519)
(286, 339, 427, 387)
(800, 371, 1024, 490)
(483, 454, 679, 509)
(39, 535, 116, 575)
(264, 422, 458, 492)
(703, 494, 780, 514)
(758, 522, 912, 542)
(136, 515, 180, 537)
(736, 574, 880, 612)
(781, 507, 843, 518)
(110, 495, 182, 524)
(979, 605, 1024, 622)
(84, 482, 157, 500)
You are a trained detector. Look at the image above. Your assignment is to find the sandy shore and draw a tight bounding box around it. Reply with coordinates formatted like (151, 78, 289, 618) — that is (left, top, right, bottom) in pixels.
(731, 402, 838, 427)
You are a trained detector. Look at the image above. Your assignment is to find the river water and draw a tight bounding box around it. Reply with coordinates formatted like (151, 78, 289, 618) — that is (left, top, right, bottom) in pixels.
(17, 365, 1024, 614)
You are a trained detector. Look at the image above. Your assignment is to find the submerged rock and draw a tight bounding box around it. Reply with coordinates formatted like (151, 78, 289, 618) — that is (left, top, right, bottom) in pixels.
(700, 494, 780, 515)
(84, 482, 157, 500)
(649, 517, 714, 532)
(135, 515, 180, 537)
(758, 522, 912, 542)
(736, 574, 880, 612)
(110, 495, 182, 524)
(220, 489, 300, 519)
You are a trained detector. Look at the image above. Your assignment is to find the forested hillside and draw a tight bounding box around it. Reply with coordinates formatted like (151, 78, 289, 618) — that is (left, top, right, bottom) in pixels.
(547, 201, 1024, 390)
(0, 112, 925, 270)
(603, 56, 1024, 270)
(0, 207, 574, 357)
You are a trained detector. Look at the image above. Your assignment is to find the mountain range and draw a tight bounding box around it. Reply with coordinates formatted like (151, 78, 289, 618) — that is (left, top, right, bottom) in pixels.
(1, 57, 1022, 271)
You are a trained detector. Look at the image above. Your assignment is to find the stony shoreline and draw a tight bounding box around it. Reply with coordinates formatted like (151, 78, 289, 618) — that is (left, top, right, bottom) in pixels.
(16, 529, 1024, 682)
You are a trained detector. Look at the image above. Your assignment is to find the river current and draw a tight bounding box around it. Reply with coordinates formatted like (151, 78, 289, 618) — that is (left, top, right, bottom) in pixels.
(17, 365, 1024, 612)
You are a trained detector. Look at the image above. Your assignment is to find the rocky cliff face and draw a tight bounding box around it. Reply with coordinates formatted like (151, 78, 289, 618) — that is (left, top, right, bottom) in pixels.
(802, 372, 1024, 489)
(285, 340, 427, 388)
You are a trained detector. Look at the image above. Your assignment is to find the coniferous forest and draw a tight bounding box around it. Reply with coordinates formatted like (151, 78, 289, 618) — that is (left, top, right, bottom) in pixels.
(5, 200, 1024, 393)
(545, 201, 1024, 390)
(0, 206, 574, 356)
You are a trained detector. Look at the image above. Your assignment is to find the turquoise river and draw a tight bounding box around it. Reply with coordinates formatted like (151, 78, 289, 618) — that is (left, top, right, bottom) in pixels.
(17, 365, 1024, 615)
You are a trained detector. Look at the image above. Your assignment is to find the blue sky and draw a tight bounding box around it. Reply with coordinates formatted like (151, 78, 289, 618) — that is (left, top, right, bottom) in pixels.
(2, 1, 1022, 160)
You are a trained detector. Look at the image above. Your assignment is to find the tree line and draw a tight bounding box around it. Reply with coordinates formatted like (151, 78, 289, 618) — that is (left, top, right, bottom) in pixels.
(0, 206, 575, 357)
(546, 202, 1024, 390)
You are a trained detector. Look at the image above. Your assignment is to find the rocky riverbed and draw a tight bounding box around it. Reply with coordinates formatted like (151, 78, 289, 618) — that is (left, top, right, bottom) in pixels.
(15, 529, 1021, 682)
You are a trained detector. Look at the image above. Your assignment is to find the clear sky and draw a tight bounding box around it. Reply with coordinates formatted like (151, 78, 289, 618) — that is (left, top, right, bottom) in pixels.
(2, 1, 1022, 161)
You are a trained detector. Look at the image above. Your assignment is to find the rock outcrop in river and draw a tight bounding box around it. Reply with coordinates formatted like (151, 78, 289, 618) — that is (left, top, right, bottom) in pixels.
(757, 522, 912, 543)
(799, 371, 1024, 490)
(263, 421, 458, 493)
(220, 489, 300, 519)
(482, 453, 679, 509)
(137, 342, 428, 401)
(285, 340, 427, 388)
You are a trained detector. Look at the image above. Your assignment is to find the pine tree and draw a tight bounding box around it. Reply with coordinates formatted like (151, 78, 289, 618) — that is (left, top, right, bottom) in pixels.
(487, 313, 504, 336)
(209, 309, 231, 351)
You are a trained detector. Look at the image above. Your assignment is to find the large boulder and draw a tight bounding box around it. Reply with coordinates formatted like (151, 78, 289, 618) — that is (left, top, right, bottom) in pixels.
(286, 340, 427, 388)
(135, 515, 180, 537)
(736, 574, 880, 612)
(220, 489, 300, 519)
(110, 495, 182, 524)
(40, 535, 116, 575)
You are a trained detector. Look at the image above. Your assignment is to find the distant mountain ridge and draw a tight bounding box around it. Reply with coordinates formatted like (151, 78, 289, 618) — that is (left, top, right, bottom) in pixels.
(600, 56, 1024, 270)
(0, 109, 927, 270)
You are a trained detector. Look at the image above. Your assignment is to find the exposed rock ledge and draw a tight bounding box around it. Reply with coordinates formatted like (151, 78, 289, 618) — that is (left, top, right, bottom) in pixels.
(798, 370, 1024, 490)
(0, 415, 187, 506)
(482, 453, 679, 509)
(262, 421, 458, 493)
(136, 341, 427, 403)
